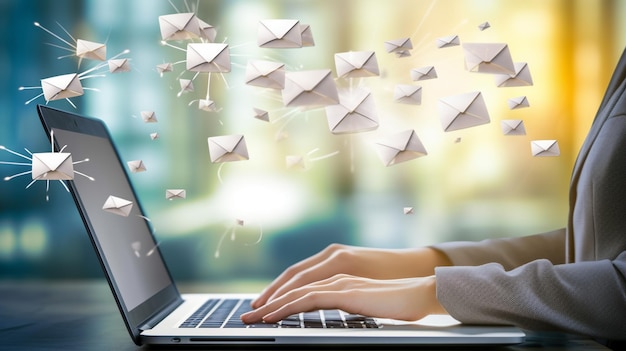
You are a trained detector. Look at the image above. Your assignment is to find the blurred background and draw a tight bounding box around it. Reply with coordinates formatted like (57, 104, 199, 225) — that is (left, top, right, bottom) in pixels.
(0, 0, 624, 287)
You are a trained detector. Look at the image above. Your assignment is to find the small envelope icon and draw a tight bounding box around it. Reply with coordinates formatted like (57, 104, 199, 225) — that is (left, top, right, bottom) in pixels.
(436, 35, 460, 48)
(531, 140, 560, 157)
(500, 119, 526, 135)
(282, 69, 339, 107)
(384, 37, 412, 53)
(165, 189, 186, 200)
(108, 59, 130, 73)
(462, 43, 515, 75)
(127, 160, 146, 173)
(207, 134, 249, 163)
(31, 152, 74, 180)
(41, 73, 84, 102)
(325, 88, 378, 134)
(410, 66, 437, 81)
(286, 155, 306, 170)
(403, 207, 414, 215)
(478, 22, 491, 31)
(156, 63, 173, 75)
(141, 111, 157, 123)
(199, 99, 217, 112)
(186, 43, 231, 73)
(253, 108, 270, 122)
(438, 91, 491, 132)
(495, 62, 533, 87)
(76, 39, 106, 61)
(179, 79, 194, 94)
(102, 195, 133, 217)
(374, 129, 427, 167)
(507, 96, 529, 110)
(245, 60, 285, 89)
(258, 19, 303, 48)
(394, 85, 422, 105)
(300, 24, 315, 47)
(334, 51, 379, 78)
(159, 13, 202, 41)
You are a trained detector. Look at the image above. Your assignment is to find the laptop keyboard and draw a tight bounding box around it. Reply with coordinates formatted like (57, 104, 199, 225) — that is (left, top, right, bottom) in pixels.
(180, 298, 380, 329)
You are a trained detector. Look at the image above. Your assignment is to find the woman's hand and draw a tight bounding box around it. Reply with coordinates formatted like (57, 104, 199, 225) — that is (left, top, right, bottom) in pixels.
(241, 274, 446, 324)
(251, 244, 451, 309)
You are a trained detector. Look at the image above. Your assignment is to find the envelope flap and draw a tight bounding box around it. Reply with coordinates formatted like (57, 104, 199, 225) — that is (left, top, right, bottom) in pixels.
(109, 59, 127, 68)
(533, 140, 557, 151)
(42, 73, 80, 90)
(162, 12, 196, 31)
(502, 119, 523, 129)
(441, 91, 481, 113)
(189, 43, 227, 62)
(342, 89, 372, 112)
(347, 51, 375, 69)
(378, 130, 414, 151)
(438, 35, 458, 44)
(464, 43, 507, 62)
(212, 134, 244, 153)
(76, 39, 105, 55)
(396, 84, 421, 97)
(33, 152, 72, 171)
(262, 19, 299, 39)
(289, 69, 331, 91)
(509, 96, 526, 105)
(415, 66, 434, 75)
(104, 195, 132, 209)
(250, 60, 284, 76)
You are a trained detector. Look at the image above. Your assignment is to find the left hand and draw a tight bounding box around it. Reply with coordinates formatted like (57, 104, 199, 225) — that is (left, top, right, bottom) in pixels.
(241, 274, 446, 324)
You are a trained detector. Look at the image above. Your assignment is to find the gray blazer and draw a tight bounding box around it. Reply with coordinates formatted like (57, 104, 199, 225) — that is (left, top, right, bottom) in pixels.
(433, 49, 626, 341)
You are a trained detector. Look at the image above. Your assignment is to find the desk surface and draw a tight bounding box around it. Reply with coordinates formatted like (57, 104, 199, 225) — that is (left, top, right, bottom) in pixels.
(0, 280, 611, 351)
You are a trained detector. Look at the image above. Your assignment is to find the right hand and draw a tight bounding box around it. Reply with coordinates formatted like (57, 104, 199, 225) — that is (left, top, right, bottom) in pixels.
(251, 244, 451, 309)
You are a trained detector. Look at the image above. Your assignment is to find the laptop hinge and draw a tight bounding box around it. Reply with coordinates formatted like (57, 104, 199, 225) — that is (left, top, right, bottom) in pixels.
(139, 299, 183, 331)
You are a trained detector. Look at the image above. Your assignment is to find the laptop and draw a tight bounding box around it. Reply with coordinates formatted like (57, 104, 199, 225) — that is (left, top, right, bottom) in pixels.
(36, 104, 525, 346)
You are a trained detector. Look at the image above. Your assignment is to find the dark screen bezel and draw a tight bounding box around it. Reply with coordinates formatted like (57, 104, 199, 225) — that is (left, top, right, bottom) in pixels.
(36, 104, 182, 345)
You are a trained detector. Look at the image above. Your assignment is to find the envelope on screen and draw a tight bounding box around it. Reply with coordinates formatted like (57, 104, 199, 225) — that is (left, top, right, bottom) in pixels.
(436, 35, 460, 48)
(500, 119, 526, 136)
(281, 69, 339, 107)
(207, 134, 249, 163)
(245, 60, 285, 89)
(495, 62, 534, 87)
(41, 73, 84, 102)
(325, 88, 378, 134)
(102, 195, 133, 217)
(334, 51, 379, 78)
(384, 37, 412, 53)
(438, 91, 490, 132)
(373, 129, 427, 167)
(462, 43, 515, 74)
(165, 189, 186, 200)
(394, 84, 422, 105)
(507, 96, 529, 110)
(257, 19, 303, 48)
(186, 43, 231, 73)
(410, 66, 437, 81)
(76, 39, 106, 61)
(531, 140, 560, 157)
(31, 152, 74, 180)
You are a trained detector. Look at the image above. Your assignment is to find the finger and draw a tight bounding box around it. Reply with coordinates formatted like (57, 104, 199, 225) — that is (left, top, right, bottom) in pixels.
(252, 244, 347, 308)
(262, 291, 348, 323)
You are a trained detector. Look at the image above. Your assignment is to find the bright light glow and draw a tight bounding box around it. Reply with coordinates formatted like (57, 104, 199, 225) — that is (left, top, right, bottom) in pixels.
(19, 221, 47, 257)
(0, 225, 16, 260)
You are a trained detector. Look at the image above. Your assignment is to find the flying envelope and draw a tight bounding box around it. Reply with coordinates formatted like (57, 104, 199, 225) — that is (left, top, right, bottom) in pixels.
(156, 63, 173, 75)
(334, 51, 379, 78)
(478, 22, 491, 31)
(198, 99, 216, 112)
(462, 43, 515, 75)
(325, 88, 379, 134)
(31, 152, 74, 180)
(373, 129, 427, 167)
(179, 79, 194, 94)
(300, 23, 315, 47)
(394, 85, 422, 105)
(410, 66, 437, 81)
(41, 73, 84, 102)
(207, 134, 249, 163)
(186, 43, 231, 73)
(159, 13, 203, 41)
(438, 91, 491, 132)
(253, 108, 270, 122)
(500, 120, 526, 136)
(495, 62, 534, 87)
(127, 160, 146, 173)
(141, 111, 157, 123)
(436, 35, 460, 48)
(507, 96, 530, 110)
(102, 195, 133, 217)
(384, 37, 412, 53)
(245, 60, 285, 89)
(108, 58, 130, 73)
(286, 155, 306, 170)
(165, 189, 186, 200)
(531, 140, 560, 157)
(76, 39, 106, 61)
(257, 19, 303, 48)
(282, 69, 339, 107)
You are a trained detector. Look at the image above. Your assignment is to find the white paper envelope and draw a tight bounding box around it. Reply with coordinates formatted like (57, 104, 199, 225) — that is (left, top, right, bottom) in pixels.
(438, 91, 490, 132)
(436, 35, 460, 48)
(334, 51, 379, 78)
(394, 84, 422, 105)
(165, 189, 186, 200)
(384, 37, 412, 53)
(186, 43, 231, 73)
(150, 132, 159, 140)
(286, 155, 306, 170)
(207, 134, 249, 163)
(300, 24, 315, 47)
(374, 129, 427, 167)
(141, 111, 157, 123)
(325, 88, 378, 134)
(253, 107, 270, 122)
(102, 195, 133, 217)
(507, 96, 529, 110)
(159, 13, 202, 41)
(394, 50, 411, 58)
(197, 18, 217, 42)
(179, 78, 194, 94)
(199, 99, 216, 112)
(282, 69, 339, 107)
(156, 63, 173, 75)
(410, 66, 437, 81)
(257, 19, 303, 48)
(108, 58, 130, 73)
(76, 39, 106, 61)
(403, 207, 414, 215)
(531, 140, 560, 157)
(495, 62, 533, 87)
(41, 73, 84, 101)
(500, 119, 526, 135)
(127, 160, 146, 173)
(245, 60, 285, 89)
(462, 43, 515, 75)
(478, 22, 491, 31)
(31, 152, 73, 180)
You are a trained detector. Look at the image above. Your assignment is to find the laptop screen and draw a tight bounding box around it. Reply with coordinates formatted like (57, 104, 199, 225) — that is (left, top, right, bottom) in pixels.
(38, 105, 180, 337)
